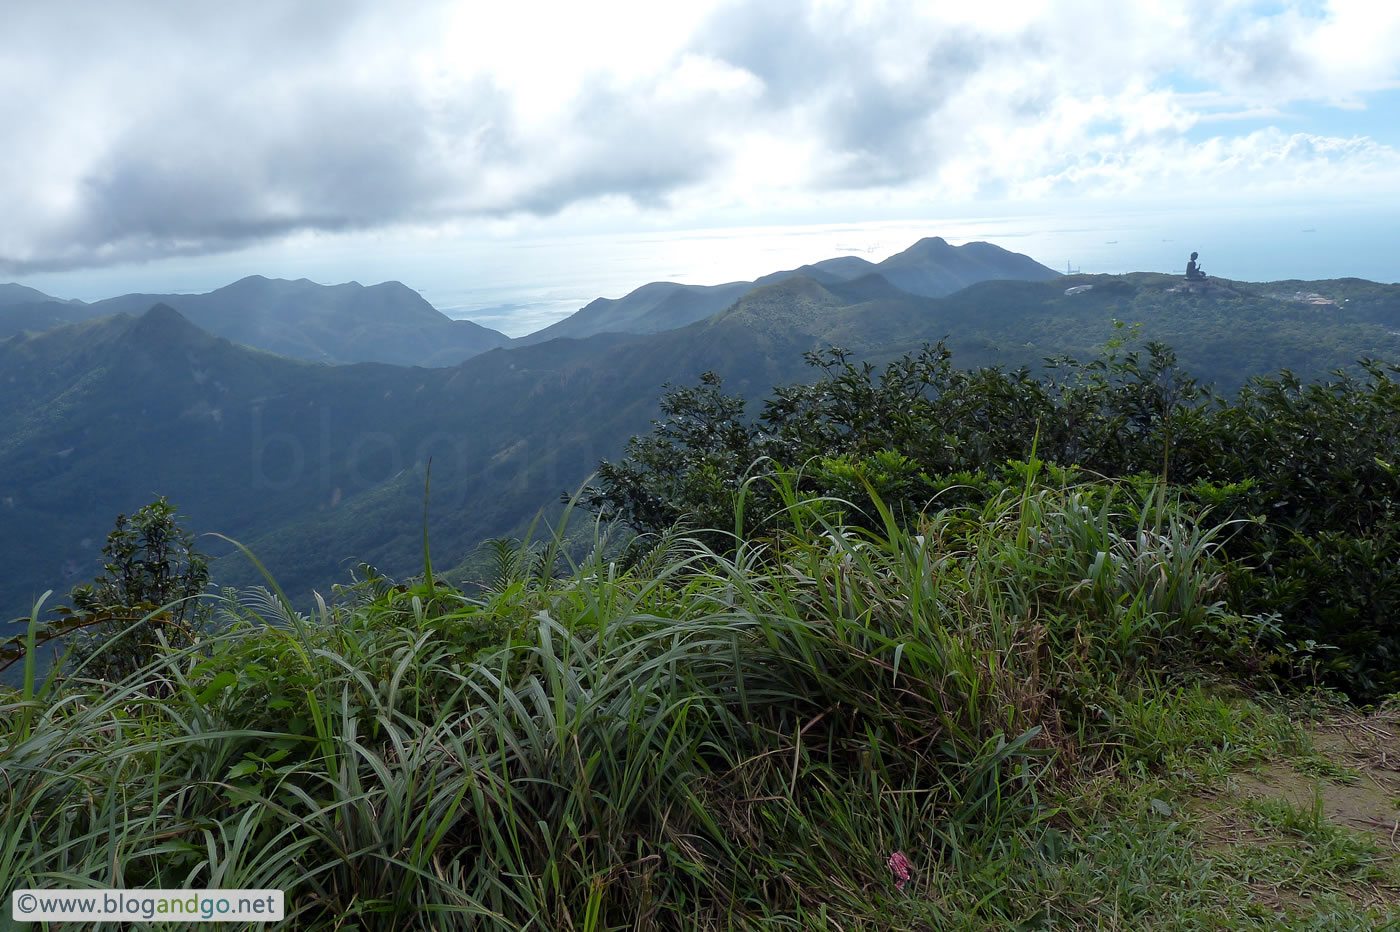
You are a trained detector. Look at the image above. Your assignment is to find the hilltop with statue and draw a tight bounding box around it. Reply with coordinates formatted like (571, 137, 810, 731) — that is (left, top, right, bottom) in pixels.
(1171, 249, 1241, 295)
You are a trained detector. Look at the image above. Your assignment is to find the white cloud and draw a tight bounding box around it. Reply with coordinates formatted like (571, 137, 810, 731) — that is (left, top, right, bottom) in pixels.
(1011, 128, 1400, 200)
(1, 0, 1398, 273)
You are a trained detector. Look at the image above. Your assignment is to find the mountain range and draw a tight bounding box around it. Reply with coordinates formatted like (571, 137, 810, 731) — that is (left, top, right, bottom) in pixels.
(3, 239, 1399, 681)
(513, 236, 1062, 344)
(0, 238, 1058, 365)
(0, 276, 510, 367)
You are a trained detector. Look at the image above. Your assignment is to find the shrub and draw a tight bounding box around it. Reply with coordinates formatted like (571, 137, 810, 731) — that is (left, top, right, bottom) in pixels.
(586, 341, 1400, 699)
(61, 497, 212, 682)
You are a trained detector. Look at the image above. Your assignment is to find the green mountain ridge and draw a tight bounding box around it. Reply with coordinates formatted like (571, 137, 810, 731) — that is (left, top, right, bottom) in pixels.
(513, 236, 1062, 345)
(3, 257, 1399, 686)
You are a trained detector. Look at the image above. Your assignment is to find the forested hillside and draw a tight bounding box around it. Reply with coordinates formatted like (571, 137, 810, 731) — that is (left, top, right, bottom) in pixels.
(3, 270, 1398, 640)
(4, 369, 1398, 927)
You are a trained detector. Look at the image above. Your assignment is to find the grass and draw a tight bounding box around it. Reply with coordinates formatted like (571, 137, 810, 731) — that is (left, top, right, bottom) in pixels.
(2, 474, 1398, 929)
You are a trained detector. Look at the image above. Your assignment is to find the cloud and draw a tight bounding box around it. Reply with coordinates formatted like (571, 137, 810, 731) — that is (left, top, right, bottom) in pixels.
(1011, 127, 1400, 201)
(2, 0, 1399, 273)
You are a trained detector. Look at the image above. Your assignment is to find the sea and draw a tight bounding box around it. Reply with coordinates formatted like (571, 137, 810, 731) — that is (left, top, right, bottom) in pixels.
(365, 203, 1400, 337)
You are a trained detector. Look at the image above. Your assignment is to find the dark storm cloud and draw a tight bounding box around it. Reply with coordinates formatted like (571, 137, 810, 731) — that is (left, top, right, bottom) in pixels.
(816, 53, 983, 189)
(0, 1, 742, 273)
(1, 57, 526, 274)
(80, 82, 507, 240)
(693, 0, 828, 106)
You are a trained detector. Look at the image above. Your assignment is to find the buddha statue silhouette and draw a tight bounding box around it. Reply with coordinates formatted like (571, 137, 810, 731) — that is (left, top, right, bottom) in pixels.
(1185, 251, 1206, 281)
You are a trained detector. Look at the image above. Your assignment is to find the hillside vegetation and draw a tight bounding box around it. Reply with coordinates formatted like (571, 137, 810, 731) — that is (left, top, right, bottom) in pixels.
(3, 269, 1398, 643)
(3, 473, 1397, 928)
(590, 333, 1400, 700)
(4, 326, 1400, 926)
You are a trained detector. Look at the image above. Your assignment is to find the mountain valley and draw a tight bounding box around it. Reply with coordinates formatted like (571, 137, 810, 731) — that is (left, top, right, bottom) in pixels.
(3, 241, 1399, 672)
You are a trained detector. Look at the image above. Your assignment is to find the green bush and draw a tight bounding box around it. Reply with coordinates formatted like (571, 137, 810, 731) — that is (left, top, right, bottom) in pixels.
(2, 475, 1272, 929)
(60, 497, 212, 684)
(587, 341, 1400, 699)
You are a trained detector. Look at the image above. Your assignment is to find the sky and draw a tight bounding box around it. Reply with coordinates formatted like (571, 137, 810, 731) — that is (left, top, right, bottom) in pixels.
(4, 0, 1400, 329)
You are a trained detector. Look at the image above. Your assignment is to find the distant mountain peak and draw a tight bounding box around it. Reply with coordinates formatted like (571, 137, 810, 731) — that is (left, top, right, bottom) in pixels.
(516, 235, 1059, 344)
(63, 277, 510, 365)
(218, 275, 373, 296)
(135, 301, 196, 326)
(222, 274, 277, 292)
(364, 280, 418, 297)
(874, 237, 1061, 295)
(125, 303, 216, 348)
(750, 273, 838, 300)
(0, 282, 79, 307)
(710, 274, 845, 328)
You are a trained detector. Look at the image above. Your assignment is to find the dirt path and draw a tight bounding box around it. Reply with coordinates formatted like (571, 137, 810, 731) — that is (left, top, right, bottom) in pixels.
(1240, 709, 1400, 848)
(1189, 706, 1400, 917)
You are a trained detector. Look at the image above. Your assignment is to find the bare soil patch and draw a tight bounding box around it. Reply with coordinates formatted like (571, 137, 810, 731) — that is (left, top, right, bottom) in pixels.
(1189, 705, 1400, 916)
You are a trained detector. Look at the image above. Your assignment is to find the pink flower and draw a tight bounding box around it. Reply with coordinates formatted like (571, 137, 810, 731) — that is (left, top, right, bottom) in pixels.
(888, 850, 912, 891)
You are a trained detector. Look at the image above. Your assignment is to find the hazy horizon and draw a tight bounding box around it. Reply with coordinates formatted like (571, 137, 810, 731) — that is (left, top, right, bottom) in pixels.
(4, 2, 1399, 338)
(11, 201, 1398, 338)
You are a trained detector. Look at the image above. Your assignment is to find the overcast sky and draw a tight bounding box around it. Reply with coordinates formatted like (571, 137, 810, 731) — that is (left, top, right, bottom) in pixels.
(4, 0, 1399, 291)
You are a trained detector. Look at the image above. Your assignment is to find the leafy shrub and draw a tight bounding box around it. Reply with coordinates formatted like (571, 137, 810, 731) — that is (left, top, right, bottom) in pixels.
(1, 474, 1255, 929)
(587, 340, 1400, 699)
(1247, 523, 1400, 696)
(60, 497, 212, 683)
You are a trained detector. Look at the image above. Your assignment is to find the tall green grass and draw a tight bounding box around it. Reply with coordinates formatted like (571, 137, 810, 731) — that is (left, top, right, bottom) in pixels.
(0, 475, 1378, 929)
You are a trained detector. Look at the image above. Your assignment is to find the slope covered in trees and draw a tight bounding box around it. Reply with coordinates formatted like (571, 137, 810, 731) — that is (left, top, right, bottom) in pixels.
(4, 270, 1400, 927)
(2, 268, 1398, 664)
(589, 335, 1400, 698)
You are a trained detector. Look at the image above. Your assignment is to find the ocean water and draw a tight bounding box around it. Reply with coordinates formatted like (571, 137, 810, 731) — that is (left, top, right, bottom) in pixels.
(421, 205, 1400, 337)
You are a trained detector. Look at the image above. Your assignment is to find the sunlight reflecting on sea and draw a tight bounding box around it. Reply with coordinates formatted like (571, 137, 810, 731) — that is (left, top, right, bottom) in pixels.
(427, 206, 1400, 337)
